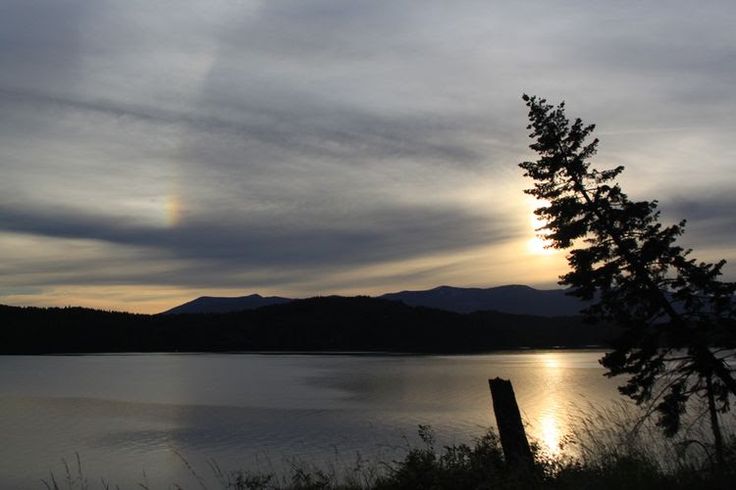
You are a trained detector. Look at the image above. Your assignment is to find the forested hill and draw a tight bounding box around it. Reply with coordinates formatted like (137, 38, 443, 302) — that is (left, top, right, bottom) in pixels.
(0, 296, 619, 354)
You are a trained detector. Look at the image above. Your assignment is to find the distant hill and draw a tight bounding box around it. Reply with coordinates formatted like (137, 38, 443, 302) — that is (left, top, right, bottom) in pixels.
(380, 285, 587, 316)
(0, 297, 618, 354)
(162, 285, 586, 316)
(162, 294, 291, 314)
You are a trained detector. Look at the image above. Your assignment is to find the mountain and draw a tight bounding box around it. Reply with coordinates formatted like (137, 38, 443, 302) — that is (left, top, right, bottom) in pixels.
(162, 294, 290, 314)
(161, 285, 587, 316)
(379, 285, 586, 316)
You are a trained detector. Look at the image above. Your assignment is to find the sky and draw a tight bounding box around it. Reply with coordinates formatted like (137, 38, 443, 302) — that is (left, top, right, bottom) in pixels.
(1, 0, 735, 313)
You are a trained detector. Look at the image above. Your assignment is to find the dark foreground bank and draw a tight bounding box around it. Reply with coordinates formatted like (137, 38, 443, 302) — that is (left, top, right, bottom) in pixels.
(43, 424, 736, 490)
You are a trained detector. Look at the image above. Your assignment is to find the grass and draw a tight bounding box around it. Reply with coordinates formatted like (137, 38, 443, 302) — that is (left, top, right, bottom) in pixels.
(41, 409, 736, 490)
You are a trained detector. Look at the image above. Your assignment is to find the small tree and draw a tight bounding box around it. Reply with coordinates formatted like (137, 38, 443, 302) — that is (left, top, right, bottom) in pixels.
(519, 95, 736, 456)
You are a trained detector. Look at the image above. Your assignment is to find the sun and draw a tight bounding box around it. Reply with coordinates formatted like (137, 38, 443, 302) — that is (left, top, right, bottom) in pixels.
(527, 236, 555, 255)
(526, 209, 556, 256)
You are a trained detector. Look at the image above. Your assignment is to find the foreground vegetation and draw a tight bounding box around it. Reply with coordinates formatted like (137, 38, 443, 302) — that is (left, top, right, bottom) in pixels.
(43, 408, 736, 490)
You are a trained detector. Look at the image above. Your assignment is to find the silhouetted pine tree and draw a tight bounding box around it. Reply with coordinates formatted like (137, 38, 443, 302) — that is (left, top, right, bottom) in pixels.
(519, 94, 736, 458)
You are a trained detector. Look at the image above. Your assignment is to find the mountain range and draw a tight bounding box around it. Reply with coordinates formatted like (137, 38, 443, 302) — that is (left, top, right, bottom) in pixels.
(162, 285, 587, 317)
(1, 295, 614, 354)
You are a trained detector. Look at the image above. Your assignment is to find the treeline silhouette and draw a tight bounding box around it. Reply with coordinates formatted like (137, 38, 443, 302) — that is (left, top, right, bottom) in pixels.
(0, 296, 620, 354)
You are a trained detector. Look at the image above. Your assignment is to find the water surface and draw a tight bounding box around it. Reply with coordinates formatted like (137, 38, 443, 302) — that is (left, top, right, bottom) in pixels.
(0, 351, 622, 488)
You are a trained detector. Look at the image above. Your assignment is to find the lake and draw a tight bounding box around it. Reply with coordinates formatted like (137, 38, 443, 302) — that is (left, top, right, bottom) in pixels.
(0, 351, 623, 489)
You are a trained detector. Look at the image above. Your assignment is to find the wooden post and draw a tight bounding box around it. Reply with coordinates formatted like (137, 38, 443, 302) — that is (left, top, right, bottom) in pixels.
(489, 377, 533, 467)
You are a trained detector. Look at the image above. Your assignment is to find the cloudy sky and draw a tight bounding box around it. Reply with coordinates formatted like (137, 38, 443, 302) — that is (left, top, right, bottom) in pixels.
(1, 0, 735, 312)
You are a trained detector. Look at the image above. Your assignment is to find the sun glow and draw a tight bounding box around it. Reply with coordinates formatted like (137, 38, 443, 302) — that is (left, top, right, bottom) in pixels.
(527, 236, 555, 255)
(526, 205, 556, 256)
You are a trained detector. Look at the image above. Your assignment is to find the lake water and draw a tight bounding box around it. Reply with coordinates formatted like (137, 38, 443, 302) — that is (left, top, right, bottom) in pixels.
(0, 351, 624, 489)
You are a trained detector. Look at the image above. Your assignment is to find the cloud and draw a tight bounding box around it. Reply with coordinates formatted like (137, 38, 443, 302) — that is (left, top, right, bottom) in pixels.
(1, 0, 735, 309)
(0, 87, 480, 165)
(0, 201, 514, 273)
(665, 194, 736, 244)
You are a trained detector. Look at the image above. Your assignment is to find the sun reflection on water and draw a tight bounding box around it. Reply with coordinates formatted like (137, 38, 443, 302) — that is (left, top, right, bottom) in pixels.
(540, 411, 562, 456)
(535, 353, 566, 455)
(543, 356, 561, 370)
